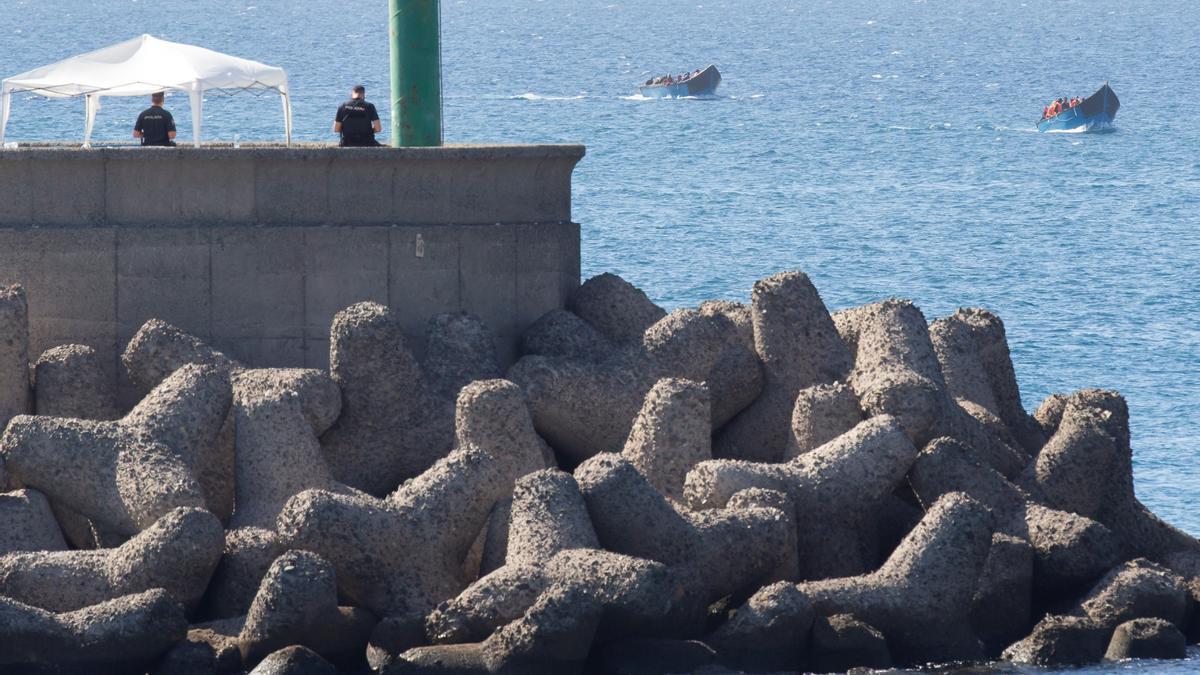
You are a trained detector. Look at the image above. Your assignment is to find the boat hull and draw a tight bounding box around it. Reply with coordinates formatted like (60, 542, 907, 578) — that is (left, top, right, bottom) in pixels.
(1038, 83, 1120, 133)
(638, 65, 721, 98)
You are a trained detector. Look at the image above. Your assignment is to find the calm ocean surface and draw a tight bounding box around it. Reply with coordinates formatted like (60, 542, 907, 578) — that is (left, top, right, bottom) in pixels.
(3, 1, 1199, 671)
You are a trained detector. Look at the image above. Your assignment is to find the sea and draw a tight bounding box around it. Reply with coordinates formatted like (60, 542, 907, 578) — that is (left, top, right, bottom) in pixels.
(2, 0, 1200, 671)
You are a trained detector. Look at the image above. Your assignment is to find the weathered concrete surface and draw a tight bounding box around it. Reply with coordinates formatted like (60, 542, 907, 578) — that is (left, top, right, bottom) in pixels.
(0, 145, 583, 227)
(576, 453, 793, 618)
(32, 343, 118, 419)
(277, 380, 549, 620)
(425, 470, 675, 651)
(0, 284, 30, 430)
(0, 145, 584, 407)
(1, 363, 230, 534)
(0, 506, 223, 612)
(715, 271, 852, 463)
(319, 302, 453, 496)
(723, 492, 995, 665)
(1021, 390, 1200, 562)
(1003, 614, 1109, 667)
(510, 306, 754, 466)
(0, 488, 67, 555)
(0, 588, 187, 668)
(1104, 618, 1187, 661)
(685, 416, 919, 579)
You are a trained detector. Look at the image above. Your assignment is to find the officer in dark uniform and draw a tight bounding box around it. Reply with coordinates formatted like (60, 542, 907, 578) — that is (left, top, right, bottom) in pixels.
(334, 85, 383, 147)
(133, 92, 177, 146)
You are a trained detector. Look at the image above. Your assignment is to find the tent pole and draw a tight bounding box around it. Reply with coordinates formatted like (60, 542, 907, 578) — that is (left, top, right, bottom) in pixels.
(189, 90, 202, 148)
(281, 92, 293, 147)
(83, 94, 99, 148)
(0, 88, 11, 146)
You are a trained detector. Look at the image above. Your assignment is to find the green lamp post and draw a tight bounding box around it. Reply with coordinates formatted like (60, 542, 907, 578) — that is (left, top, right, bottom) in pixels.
(389, 0, 443, 147)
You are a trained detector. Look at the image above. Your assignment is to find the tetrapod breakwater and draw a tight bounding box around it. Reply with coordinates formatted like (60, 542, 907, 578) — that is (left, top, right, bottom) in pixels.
(1, 268, 1198, 673)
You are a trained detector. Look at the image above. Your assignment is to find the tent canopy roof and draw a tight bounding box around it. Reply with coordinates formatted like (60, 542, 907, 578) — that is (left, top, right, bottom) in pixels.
(1, 34, 290, 98)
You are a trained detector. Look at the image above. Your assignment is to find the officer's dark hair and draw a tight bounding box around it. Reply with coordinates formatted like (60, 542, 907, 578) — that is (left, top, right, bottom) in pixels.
(151, 91, 165, 104)
(352, 85, 366, 97)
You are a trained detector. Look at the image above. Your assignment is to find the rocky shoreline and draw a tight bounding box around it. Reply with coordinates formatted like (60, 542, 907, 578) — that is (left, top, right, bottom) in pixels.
(1, 271, 1198, 674)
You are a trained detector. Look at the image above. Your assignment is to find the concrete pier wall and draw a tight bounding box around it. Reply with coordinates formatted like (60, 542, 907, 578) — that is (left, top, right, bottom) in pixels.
(0, 145, 584, 406)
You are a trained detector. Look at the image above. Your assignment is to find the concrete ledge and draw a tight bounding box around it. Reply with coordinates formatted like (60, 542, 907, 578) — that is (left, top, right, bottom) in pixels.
(0, 143, 586, 227)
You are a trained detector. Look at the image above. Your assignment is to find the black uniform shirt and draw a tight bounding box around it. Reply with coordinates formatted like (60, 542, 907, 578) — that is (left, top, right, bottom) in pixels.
(134, 106, 176, 146)
(335, 99, 380, 146)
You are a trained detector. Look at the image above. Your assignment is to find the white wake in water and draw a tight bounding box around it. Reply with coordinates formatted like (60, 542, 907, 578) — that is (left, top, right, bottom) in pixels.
(511, 93, 587, 101)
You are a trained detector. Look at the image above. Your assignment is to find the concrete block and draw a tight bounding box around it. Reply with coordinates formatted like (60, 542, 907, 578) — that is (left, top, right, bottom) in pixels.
(179, 156, 256, 224)
(394, 161, 463, 224)
(0, 156, 34, 226)
(328, 159, 395, 223)
(389, 226, 461, 336)
(211, 228, 304, 340)
(516, 223, 578, 333)
(18, 228, 116, 326)
(19, 230, 118, 385)
(495, 157, 570, 224)
(116, 227, 211, 339)
(305, 338, 331, 371)
(0, 145, 585, 412)
(561, 222, 581, 290)
(304, 227, 388, 345)
(30, 156, 105, 225)
(29, 323, 119, 415)
(459, 224, 518, 338)
(0, 229, 25, 286)
(255, 153, 330, 225)
(105, 155, 181, 225)
(0, 285, 31, 429)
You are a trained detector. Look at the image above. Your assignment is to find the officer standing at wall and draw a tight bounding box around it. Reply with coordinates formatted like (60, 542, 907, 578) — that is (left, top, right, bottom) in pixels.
(334, 85, 383, 147)
(132, 92, 177, 146)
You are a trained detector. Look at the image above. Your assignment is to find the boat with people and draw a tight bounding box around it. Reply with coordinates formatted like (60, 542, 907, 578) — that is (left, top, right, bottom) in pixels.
(1037, 83, 1119, 133)
(638, 64, 721, 98)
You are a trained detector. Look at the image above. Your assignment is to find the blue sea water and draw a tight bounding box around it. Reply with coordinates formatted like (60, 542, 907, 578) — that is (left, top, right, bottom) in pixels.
(3, 1, 1200, 671)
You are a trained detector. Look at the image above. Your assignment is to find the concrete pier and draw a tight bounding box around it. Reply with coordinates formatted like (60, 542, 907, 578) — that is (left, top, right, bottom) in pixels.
(0, 144, 584, 406)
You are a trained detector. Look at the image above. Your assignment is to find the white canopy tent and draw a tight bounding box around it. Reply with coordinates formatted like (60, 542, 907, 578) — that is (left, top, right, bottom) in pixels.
(0, 34, 293, 147)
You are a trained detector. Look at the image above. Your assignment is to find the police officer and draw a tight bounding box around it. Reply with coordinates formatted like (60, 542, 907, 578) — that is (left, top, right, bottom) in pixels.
(334, 85, 383, 147)
(133, 92, 177, 146)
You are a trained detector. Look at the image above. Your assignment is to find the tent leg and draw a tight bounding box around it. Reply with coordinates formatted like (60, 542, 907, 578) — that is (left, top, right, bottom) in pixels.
(190, 91, 202, 148)
(281, 92, 293, 147)
(83, 94, 100, 148)
(0, 90, 10, 146)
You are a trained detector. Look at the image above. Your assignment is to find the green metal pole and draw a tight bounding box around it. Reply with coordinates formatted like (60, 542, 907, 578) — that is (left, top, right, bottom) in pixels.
(389, 0, 443, 147)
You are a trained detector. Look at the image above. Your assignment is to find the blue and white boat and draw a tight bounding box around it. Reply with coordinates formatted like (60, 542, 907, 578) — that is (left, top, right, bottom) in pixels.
(638, 65, 721, 98)
(1037, 83, 1120, 133)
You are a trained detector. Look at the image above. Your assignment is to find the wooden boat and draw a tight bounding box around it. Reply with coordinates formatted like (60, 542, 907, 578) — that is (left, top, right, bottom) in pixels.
(638, 65, 721, 98)
(1037, 83, 1120, 133)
